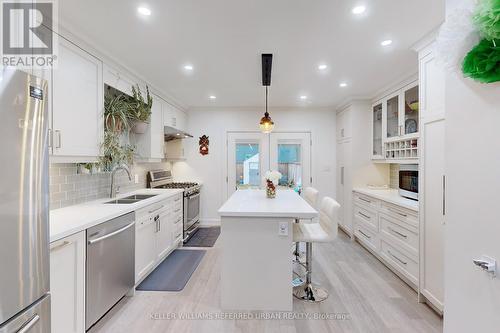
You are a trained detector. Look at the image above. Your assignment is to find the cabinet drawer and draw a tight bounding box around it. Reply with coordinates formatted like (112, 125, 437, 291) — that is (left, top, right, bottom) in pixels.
(353, 193, 380, 210)
(380, 213, 418, 258)
(354, 224, 379, 253)
(353, 204, 378, 232)
(380, 240, 418, 285)
(380, 202, 418, 229)
(172, 214, 183, 227)
(135, 200, 169, 220)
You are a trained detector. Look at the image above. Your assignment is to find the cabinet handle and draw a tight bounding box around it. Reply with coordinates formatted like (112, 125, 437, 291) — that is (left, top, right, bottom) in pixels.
(340, 167, 344, 185)
(358, 212, 371, 220)
(48, 129, 53, 148)
(442, 175, 446, 217)
(358, 229, 371, 239)
(388, 227, 408, 239)
(148, 205, 164, 214)
(55, 130, 61, 148)
(359, 197, 371, 204)
(399, 125, 403, 136)
(50, 240, 70, 252)
(388, 250, 407, 265)
(341, 128, 345, 137)
(388, 208, 407, 217)
(174, 197, 181, 202)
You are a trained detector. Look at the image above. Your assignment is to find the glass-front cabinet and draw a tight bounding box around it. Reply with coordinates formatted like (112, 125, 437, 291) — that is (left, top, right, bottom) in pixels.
(372, 102, 383, 159)
(372, 81, 419, 161)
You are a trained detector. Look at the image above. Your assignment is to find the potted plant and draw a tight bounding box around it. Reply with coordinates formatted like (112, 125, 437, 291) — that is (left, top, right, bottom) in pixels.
(104, 91, 129, 133)
(128, 84, 153, 134)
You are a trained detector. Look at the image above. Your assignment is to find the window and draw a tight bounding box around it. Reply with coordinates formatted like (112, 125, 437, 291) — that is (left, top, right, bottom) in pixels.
(277, 144, 302, 191)
(235, 143, 260, 189)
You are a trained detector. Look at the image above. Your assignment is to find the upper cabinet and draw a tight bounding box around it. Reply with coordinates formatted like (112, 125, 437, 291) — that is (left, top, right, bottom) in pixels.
(51, 38, 103, 161)
(163, 102, 187, 132)
(103, 65, 137, 97)
(131, 93, 165, 160)
(372, 80, 419, 163)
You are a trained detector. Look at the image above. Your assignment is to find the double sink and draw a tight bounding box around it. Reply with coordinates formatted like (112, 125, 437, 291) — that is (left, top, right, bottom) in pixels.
(105, 194, 158, 204)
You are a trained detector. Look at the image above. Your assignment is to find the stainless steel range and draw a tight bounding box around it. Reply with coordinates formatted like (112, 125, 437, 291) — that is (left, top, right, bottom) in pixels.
(148, 170, 200, 242)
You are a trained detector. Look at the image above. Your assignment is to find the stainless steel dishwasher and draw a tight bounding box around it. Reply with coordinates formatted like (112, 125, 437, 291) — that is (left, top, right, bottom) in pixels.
(86, 212, 135, 330)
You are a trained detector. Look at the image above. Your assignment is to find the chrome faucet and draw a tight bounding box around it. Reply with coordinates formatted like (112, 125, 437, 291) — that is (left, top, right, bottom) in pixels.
(110, 164, 132, 198)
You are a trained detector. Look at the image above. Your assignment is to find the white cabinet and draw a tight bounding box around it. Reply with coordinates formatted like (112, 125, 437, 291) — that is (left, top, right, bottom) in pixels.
(134, 194, 183, 284)
(335, 101, 388, 236)
(131, 93, 164, 160)
(417, 41, 445, 313)
(103, 64, 136, 97)
(163, 102, 187, 132)
(371, 101, 384, 159)
(384, 82, 419, 140)
(165, 139, 187, 160)
(50, 232, 85, 333)
(52, 38, 103, 160)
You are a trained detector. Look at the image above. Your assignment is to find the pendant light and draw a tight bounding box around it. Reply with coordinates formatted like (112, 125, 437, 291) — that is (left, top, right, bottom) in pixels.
(259, 54, 274, 133)
(259, 86, 274, 133)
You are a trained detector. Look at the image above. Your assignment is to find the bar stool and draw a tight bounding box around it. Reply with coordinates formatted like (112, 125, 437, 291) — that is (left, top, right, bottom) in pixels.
(292, 197, 340, 302)
(293, 187, 319, 261)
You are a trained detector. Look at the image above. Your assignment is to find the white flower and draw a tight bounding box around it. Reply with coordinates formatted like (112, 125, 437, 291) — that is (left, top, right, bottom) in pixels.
(265, 170, 282, 185)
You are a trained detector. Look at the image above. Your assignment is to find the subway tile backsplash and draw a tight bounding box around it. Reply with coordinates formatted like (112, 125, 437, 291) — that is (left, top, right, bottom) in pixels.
(49, 162, 170, 210)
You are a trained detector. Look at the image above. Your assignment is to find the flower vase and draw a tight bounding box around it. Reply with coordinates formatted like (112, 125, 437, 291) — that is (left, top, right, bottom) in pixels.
(266, 180, 276, 199)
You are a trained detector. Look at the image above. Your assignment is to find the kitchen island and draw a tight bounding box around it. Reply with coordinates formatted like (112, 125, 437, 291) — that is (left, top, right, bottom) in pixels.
(218, 189, 318, 311)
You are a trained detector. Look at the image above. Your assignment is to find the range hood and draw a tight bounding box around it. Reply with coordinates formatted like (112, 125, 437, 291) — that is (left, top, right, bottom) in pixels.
(164, 126, 193, 141)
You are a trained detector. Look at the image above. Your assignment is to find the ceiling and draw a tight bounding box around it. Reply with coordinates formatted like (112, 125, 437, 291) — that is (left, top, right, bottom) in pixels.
(59, 0, 444, 108)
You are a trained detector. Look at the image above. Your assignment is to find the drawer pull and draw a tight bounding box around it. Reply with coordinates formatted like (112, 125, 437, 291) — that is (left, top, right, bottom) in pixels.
(359, 197, 371, 203)
(388, 208, 407, 217)
(388, 227, 408, 239)
(358, 229, 371, 239)
(388, 250, 407, 265)
(358, 212, 371, 220)
(175, 197, 181, 202)
(50, 240, 70, 252)
(148, 205, 165, 214)
(175, 208, 181, 213)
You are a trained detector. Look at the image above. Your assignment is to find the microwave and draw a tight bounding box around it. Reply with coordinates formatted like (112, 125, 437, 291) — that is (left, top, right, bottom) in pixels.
(399, 164, 418, 200)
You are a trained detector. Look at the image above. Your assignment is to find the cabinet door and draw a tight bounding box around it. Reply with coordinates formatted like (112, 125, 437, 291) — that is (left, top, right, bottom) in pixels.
(150, 95, 164, 158)
(402, 83, 419, 135)
(385, 92, 400, 138)
(156, 209, 172, 260)
(336, 142, 345, 226)
(372, 102, 383, 159)
(50, 232, 85, 333)
(135, 218, 157, 283)
(52, 38, 103, 158)
(163, 102, 175, 128)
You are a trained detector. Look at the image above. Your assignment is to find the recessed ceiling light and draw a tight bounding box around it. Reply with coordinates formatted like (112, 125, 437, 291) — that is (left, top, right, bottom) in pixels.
(209, 95, 216, 100)
(300, 95, 308, 100)
(339, 82, 348, 88)
(137, 7, 151, 16)
(318, 64, 328, 71)
(176, 133, 180, 136)
(352, 5, 366, 15)
(381, 39, 393, 46)
(184, 64, 194, 71)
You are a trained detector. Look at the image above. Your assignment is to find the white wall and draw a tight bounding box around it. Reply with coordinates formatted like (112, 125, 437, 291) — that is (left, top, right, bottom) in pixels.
(443, 0, 500, 329)
(172, 107, 336, 224)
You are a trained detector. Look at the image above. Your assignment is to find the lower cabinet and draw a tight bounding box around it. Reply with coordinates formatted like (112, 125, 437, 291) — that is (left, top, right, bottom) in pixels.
(50, 231, 86, 333)
(352, 191, 419, 290)
(135, 193, 183, 284)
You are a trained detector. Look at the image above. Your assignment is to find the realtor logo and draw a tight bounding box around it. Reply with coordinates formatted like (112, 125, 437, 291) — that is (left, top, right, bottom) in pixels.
(1, 0, 58, 68)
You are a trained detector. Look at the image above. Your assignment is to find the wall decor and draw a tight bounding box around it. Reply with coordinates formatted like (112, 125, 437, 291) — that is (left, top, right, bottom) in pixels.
(199, 135, 209, 155)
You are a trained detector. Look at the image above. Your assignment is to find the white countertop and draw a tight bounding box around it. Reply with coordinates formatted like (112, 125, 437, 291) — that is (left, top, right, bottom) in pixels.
(50, 188, 184, 243)
(218, 189, 318, 219)
(353, 187, 419, 211)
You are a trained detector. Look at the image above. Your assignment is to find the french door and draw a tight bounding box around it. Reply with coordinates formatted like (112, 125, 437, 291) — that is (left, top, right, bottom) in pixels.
(226, 131, 311, 198)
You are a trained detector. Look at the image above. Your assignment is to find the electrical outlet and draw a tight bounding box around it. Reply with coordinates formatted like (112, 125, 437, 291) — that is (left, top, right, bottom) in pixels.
(134, 174, 139, 184)
(278, 222, 288, 236)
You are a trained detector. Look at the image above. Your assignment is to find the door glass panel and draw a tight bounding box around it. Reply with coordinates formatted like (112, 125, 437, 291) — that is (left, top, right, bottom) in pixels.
(277, 144, 302, 192)
(235, 143, 260, 189)
(373, 104, 383, 156)
(404, 85, 419, 135)
(386, 95, 399, 138)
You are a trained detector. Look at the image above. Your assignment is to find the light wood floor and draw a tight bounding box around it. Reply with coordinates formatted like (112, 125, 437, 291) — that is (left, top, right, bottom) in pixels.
(89, 230, 442, 333)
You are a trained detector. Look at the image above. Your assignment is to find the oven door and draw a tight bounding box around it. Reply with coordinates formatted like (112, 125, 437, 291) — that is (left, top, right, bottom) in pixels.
(399, 168, 418, 200)
(184, 193, 200, 231)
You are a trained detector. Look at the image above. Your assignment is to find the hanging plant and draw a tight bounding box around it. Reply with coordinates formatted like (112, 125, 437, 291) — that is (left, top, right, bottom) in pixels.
(462, 38, 500, 83)
(128, 84, 153, 134)
(98, 131, 136, 172)
(104, 91, 130, 133)
(473, 0, 500, 40)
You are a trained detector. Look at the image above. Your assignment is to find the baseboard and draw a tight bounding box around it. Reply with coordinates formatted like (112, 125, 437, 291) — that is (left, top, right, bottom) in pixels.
(200, 218, 220, 226)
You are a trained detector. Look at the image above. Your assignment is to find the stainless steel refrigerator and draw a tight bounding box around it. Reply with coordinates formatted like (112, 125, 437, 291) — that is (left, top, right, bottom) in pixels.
(0, 68, 50, 333)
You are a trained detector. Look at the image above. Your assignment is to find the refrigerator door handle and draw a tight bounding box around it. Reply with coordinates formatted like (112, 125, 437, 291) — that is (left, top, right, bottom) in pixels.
(18, 314, 40, 333)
